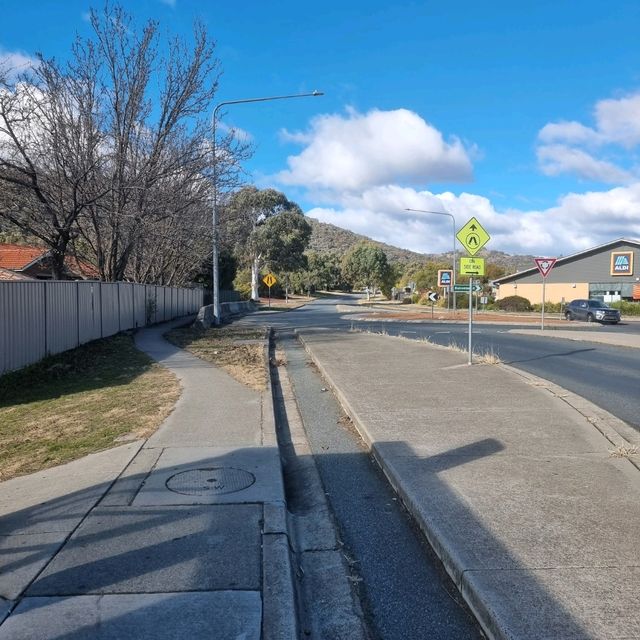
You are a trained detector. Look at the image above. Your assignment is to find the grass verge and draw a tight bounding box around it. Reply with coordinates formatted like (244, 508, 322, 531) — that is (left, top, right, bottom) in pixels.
(165, 324, 268, 391)
(0, 335, 180, 482)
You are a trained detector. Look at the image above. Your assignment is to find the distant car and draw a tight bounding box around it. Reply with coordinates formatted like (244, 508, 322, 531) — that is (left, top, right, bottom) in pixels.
(564, 299, 621, 324)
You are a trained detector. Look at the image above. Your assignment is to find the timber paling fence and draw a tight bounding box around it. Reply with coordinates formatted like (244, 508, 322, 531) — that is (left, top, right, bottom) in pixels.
(0, 280, 204, 375)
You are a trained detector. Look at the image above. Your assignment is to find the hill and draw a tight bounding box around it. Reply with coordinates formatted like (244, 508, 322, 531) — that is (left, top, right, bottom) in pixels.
(307, 217, 534, 274)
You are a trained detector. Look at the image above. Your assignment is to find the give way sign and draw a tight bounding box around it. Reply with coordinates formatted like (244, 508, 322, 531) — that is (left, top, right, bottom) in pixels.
(534, 257, 557, 278)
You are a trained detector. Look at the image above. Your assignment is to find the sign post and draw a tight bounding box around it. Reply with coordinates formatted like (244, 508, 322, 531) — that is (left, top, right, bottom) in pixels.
(456, 217, 491, 364)
(534, 258, 557, 331)
(438, 270, 453, 311)
(263, 273, 277, 308)
(428, 291, 439, 319)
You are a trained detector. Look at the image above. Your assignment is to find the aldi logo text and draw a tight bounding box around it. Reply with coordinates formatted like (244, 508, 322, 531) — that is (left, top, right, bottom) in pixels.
(610, 251, 634, 276)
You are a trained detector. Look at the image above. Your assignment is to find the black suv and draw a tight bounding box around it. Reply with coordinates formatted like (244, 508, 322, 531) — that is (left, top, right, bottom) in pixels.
(564, 299, 621, 324)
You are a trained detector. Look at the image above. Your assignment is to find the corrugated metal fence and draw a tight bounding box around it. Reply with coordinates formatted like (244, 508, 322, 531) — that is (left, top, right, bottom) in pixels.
(0, 281, 204, 375)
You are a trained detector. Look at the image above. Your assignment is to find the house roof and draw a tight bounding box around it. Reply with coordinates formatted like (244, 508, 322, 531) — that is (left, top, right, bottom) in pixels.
(0, 267, 34, 281)
(492, 237, 640, 285)
(0, 243, 99, 279)
(0, 244, 47, 271)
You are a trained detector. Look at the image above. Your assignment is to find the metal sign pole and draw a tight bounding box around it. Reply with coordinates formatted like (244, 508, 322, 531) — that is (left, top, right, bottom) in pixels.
(541, 277, 546, 331)
(468, 278, 473, 365)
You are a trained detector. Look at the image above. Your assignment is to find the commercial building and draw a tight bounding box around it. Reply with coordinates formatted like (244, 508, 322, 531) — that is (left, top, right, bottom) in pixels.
(492, 238, 640, 304)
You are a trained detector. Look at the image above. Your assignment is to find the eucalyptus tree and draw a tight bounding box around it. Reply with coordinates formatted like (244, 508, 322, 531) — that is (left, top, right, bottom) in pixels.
(342, 241, 393, 299)
(222, 186, 310, 300)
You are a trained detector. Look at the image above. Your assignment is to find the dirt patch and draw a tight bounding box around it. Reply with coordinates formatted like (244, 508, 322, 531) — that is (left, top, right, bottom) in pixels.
(356, 310, 568, 325)
(165, 324, 268, 391)
(258, 295, 313, 311)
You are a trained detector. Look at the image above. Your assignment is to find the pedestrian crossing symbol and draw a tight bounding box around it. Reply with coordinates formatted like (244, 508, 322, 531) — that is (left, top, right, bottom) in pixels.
(456, 217, 490, 256)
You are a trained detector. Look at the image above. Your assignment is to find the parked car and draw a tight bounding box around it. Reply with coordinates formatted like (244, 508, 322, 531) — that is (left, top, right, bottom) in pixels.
(564, 299, 621, 324)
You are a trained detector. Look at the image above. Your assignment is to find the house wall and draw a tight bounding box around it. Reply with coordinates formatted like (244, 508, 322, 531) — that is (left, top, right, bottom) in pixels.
(0, 281, 204, 375)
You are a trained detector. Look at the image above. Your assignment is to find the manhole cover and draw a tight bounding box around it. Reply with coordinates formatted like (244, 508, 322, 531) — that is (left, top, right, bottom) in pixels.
(165, 467, 255, 496)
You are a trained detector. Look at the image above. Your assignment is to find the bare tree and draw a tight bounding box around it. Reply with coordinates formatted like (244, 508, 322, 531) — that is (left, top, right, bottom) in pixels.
(1, 3, 250, 283)
(78, 5, 221, 281)
(0, 47, 104, 278)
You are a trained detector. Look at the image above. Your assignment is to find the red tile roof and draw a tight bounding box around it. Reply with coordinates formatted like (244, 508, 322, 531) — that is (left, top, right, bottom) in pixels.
(0, 243, 99, 279)
(0, 244, 47, 270)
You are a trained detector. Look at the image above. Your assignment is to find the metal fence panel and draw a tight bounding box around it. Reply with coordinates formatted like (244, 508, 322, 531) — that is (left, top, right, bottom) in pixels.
(78, 282, 102, 344)
(1, 280, 203, 374)
(0, 282, 46, 374)
(100, 283, 120, 337)
(45, 281, 79, 356)
(146, 286, 159, 324)
(134, 285, 146, 328)
(118, 283, 134, 331)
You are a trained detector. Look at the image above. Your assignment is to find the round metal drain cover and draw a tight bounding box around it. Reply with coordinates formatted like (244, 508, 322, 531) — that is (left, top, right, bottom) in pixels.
(166, 467, 255, 496)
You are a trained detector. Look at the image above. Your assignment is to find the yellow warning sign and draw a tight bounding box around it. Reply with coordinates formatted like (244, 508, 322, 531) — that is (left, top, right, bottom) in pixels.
(456, 217, 490, 256)
(460, 257, 485, 276)
(263, 273, 277, 288)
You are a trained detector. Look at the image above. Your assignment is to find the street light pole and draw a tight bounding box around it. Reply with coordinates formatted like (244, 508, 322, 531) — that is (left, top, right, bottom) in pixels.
(405, 208, 457, 313)
(211, 90, 323, 325)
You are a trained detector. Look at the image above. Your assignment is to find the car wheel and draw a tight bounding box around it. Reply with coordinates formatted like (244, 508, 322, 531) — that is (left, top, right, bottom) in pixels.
(565, 311, 572, 321)
(586, 313, 594, 322)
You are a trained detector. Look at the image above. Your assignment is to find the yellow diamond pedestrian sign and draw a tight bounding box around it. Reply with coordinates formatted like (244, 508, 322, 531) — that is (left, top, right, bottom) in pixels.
(457, 217, 490, 256)
(263, 273, 277, 288)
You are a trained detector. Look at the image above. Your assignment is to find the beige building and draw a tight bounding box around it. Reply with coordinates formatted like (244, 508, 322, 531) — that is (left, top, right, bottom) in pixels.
(492, 238, 640, 305)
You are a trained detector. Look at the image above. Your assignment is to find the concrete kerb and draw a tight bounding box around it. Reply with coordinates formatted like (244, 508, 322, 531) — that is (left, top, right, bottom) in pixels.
(261, 326, 300, 640)
(296, 330, 640, 640)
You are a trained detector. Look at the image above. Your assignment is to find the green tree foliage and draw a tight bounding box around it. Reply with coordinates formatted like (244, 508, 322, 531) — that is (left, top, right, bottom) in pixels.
(496, 295, 532, 312)
(341, 242, 394, 298)
(299, 251, 345, 292)
(257, 210, 311, 273)
(222, 186, 310, 299)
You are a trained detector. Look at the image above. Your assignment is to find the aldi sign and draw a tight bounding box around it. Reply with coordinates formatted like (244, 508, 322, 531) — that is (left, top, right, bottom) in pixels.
(438, 269, 453, 287)
(610, 251, 633, 275)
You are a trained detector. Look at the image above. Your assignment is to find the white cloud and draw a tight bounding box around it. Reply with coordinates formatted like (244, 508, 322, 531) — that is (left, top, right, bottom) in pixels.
(306, 182, 640, 257)
(595, 94, 640, 148)
(537, 144, 634, 184)
(0, 47, 38, 81)
(537, 92, 640, 183)
(537, 121, 602, 147)
(277, 107, 474, 193)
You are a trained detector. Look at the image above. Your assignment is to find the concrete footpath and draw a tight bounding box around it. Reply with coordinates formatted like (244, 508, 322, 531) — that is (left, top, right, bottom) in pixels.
(298, 328, 640, 640)
(0, 318, 295, 640)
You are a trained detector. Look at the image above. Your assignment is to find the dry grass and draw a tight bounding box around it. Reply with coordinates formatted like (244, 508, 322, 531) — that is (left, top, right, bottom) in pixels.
(350, 325, 501, 363)
(609, 444, 639, 458)
(0, 335, 180, 482)
(165, 324, 268, 391)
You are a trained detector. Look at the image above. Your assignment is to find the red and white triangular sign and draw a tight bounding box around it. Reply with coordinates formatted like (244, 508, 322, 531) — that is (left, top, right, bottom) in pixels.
(534, 257, 557, 278)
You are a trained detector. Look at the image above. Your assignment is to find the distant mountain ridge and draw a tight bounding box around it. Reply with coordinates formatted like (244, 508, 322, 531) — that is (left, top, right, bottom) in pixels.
(307, 217, 535, 274)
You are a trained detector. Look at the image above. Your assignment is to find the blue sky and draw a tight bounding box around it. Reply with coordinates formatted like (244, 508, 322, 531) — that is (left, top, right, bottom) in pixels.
(2, 0, 640, 256)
